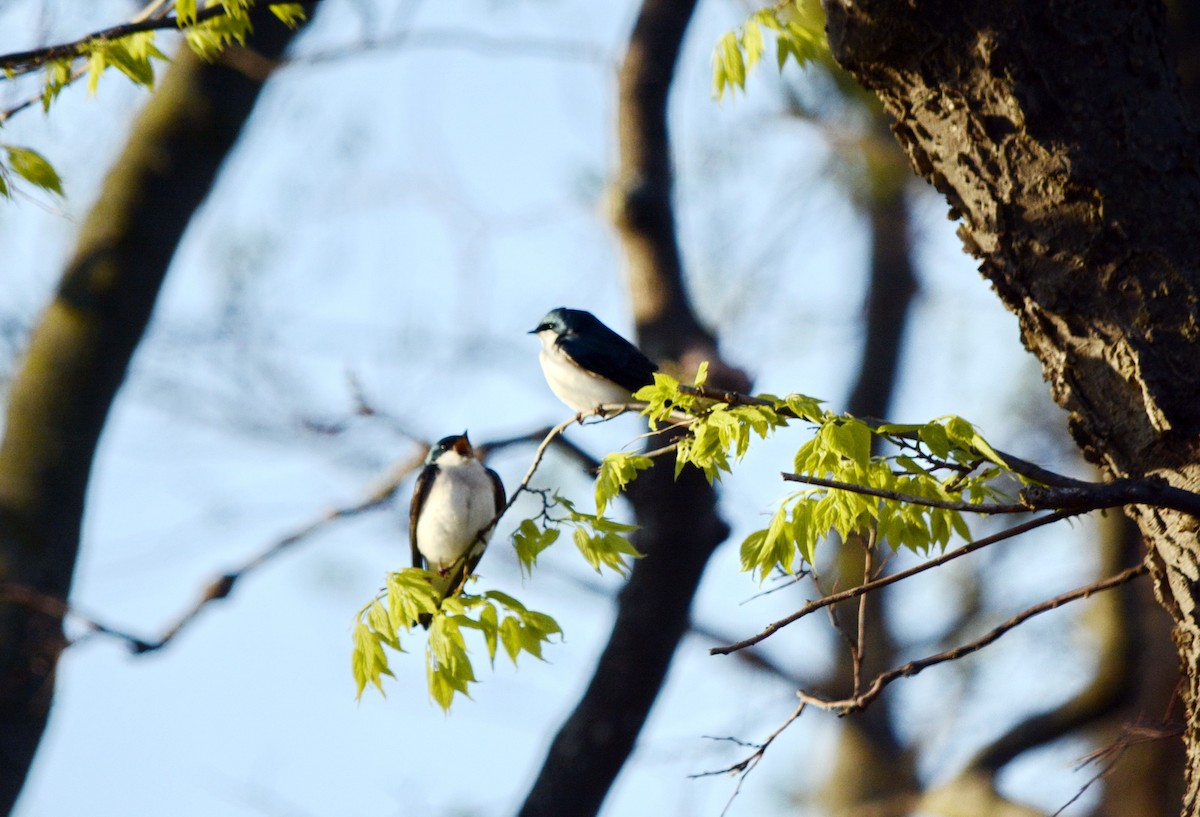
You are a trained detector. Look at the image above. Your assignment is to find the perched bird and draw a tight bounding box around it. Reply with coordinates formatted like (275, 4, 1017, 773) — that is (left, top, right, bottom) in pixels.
(410, 432, 506, 617)
(530, 307, 658, 414)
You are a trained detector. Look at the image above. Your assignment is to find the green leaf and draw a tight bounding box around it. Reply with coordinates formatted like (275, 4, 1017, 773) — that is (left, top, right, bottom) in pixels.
(41, 58, 73, 112)
(785, 394, 825, 422)
(269, 3, 307, 27)
(742, 21, 764, 71)
(523, 610, 562, 638)
(739, 529, 771, 580)
(499, 616, 522, 663)
(365, 599, 397, 649)
(829, 419, 872, 470)
(712, 31, 744, 99)
(4, 147, 63, 196)
(427, 616, 475, 711)
(86, 48, 106, 95)
(791, 500, 816, 565)
(184, 13, 253, 60)
(634, 371, 692, 427)
(176, 0, 198, 26)
(351, 621, 394, 700)
(103, 41, 155, 88)
(482, 589, 528, 613)
(512, 519, 560, 576)
(386, 568, 441, 630)
(572, 526, 642, 575)
(479, 602, 499, 663)
(594, 453, 653, 515)
(920, 422, 950, 460)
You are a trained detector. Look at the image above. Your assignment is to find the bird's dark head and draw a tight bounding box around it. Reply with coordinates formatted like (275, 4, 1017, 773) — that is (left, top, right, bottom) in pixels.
(426, 432, 473, 464)
(530, 307, 597, 337)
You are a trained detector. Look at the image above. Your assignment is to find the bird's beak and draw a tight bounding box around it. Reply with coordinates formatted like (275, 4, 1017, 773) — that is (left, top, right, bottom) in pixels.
(454, 434, 472, 457)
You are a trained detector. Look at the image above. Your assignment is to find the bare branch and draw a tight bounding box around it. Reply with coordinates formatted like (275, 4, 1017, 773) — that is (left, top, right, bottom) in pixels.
(291, 30, 612, 68)
(799, 562, 1149, 715)
(0, 415, 599, 657)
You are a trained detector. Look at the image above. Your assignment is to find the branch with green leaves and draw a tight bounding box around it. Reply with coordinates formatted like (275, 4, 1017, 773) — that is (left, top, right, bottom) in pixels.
(351, 408, 649, 710)
(0, 1, 309, 199)
(626, 368, 1198, 637)
(712, 0, 828, 100)
(352, 364, 1200, 712)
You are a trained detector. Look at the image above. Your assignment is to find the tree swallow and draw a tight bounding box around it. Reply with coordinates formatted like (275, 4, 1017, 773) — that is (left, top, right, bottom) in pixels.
(410, 432, 506, 617)
(530, 307, 658, 414)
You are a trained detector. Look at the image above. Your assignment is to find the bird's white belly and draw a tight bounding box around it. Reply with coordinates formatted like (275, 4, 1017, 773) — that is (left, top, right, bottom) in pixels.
(539, 347, 632, 413)
(416, 468, 496, 568)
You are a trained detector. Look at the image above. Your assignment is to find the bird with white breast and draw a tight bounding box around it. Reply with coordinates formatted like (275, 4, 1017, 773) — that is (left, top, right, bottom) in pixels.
(529, 307, 659, 415)
(410, 432, 506, 607)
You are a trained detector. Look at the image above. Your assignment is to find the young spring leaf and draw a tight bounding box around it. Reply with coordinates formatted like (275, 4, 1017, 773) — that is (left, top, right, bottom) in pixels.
(512, 518, 560, 576)
(594, 452, 653, 515)
(351, 621, 394, 700)
(4, 147, 63, 196)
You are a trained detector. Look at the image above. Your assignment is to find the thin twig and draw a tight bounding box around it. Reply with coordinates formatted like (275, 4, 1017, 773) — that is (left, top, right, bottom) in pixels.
(853, 537, 874, 696)
(689, 702, 807, 817)
(680, 385, 1200, 514)
(710, 510, 1078, 655)
(798, 562, 1149, 715)
(737, 570, 810, 605)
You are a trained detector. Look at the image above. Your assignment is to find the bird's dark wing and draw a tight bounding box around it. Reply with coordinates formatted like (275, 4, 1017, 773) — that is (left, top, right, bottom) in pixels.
(455, 467, 507, 586)
(488, 468, 507, 515)
(559, 323, 658, 393)
(409, 464, 438, 570)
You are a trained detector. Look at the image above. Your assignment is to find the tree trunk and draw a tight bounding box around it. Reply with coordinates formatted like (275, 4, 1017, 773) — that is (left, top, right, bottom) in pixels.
(0, 10, 311, 814)
(822, 0, 1200, 811)
(517, 0, 745, 814)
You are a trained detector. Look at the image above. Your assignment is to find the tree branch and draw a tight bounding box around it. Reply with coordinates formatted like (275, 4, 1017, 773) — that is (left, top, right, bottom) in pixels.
(710, 510, 1077, 655)
(0, 5, 233, 76)
(781, 472, 1032, 513)
(798, 562, 1149, 715)
(0, 418, 594, 658)
(781, 471, 1200, 517)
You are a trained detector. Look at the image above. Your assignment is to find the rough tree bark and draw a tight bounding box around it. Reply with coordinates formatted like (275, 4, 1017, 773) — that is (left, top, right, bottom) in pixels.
(822, 0, 1200, 811)
(517, 0, 747, 814)
(0, 9, 312, 814)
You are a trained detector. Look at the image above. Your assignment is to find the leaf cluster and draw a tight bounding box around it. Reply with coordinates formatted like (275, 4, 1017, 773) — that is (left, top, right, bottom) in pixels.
(0, 145, 63, 198)
(351, 570, 562, 711)
(513, 494, 643, 577)
(635, 372, 1017, 582)
(712, 0, 828, 100)
(1, 2, 309, 201)
(635, 364, 821, 483)
(355, 486, 643, 707)
(742, 415, 1011, 580)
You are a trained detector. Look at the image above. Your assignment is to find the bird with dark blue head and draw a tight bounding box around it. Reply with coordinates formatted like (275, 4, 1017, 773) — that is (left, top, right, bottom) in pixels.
(530, 307, 658, 414)
(410, 432, 505, 624)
